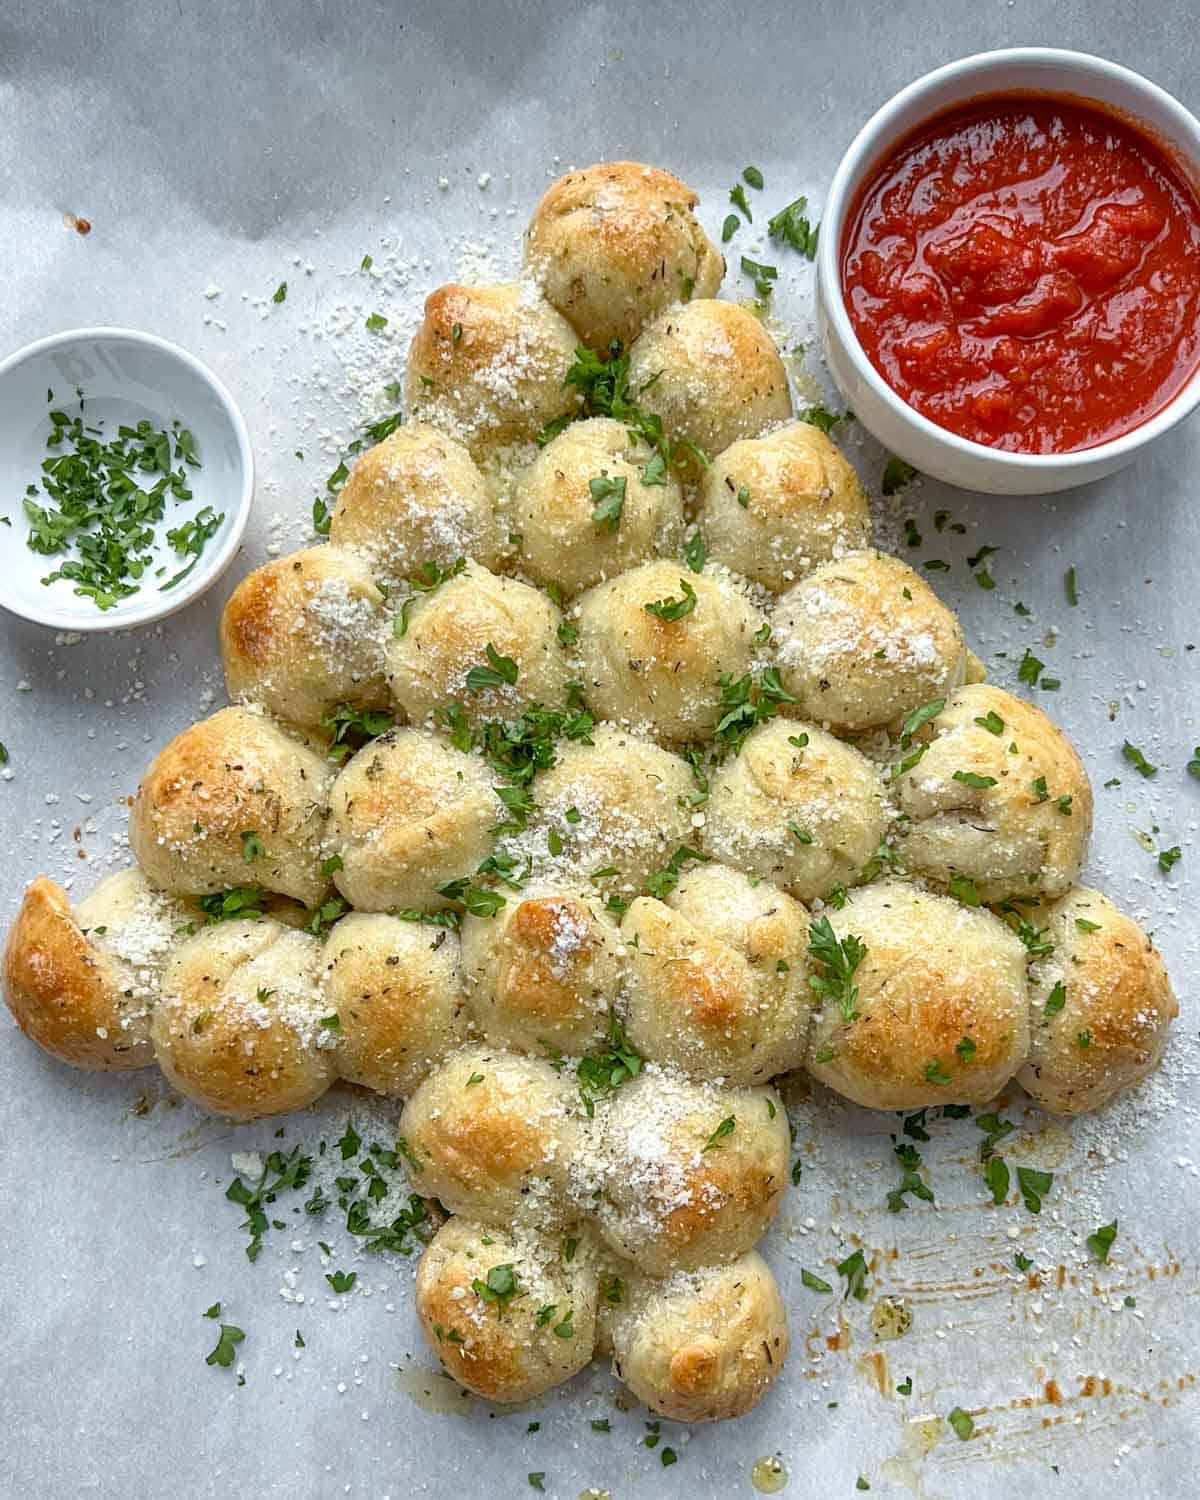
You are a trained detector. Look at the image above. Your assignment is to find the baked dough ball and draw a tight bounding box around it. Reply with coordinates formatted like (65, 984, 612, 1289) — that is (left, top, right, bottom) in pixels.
(590, 1067, 789, 1275)
(329, 422, 502, 578)
(892, 684, 1093, 903)
(129, 706, 334, 908)
(772, 550, 975, 733)
(321, 912, 468, 1097)
(327, 728, 497, 913)
(1017, 887, 1178, 1115)
(399, 1045, 581, 1224)
(416, 1217, 599, 1402)
(698, 422, 872, 590)
(2, 870, 188, 1071)
(219, 546, 390, 730)
(576, 561, 765, 742)
(621, 863, 812, 1083)
(385, 561, 571, 726)
(151, 919, 336, 1119)
(523, 723, 695, 891)
(509, 418, 685, 595)
(404, 283, 579, 465)
(703, 719, 889, 903)
(806, 880, 1029, 1111)
(460, 888, 624, 1056)
(610, 1251, 789, 1421)
(626, 300, 793, 476)
(525, 160, 724, 351)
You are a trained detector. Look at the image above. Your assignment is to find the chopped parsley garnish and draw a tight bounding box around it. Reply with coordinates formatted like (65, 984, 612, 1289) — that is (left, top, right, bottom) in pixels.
(590, 472, 627, 532)
(365, 312, 388, 331)
(729, 182, 753, 221)
(645, 843, 710, 900)
(713, 667, 797, 755)
(923, 1059, 952, 1085)
(955, 1036, 977, 1062)
(808, 917, 866, 1024)
(743, 165, 764, 190)
(740, 255, 778, 299)
(272, 281, 287, 304)
(1158, 845, 1182, 873)
(836, 1248, 869, 1301)
(702, 1116, 736, 1152)
(240, 830, 265, 863)
(435, 878, 506, 918)
(322, 702, 394, 761)
(801, 1267, 833, 1294)
(881, 456, 916, 495)
(22, 394, 220, 610)
(1014, 1251, 1034, 1273)
(1065, 566, 1078, 606)
(1122, 741, 1157, 778)
(975, 710, 1005, 735)
(576, 1010, 643, 1117)
(953, 769, 997, 790)
(1087, 1220, 1118, 1263)
(1075, 917, 1101, 933)
(643, 578, 697, 622)
(465, 643, 519, 692)
(326, 1269, 357, 1294)
(947, 1407, 974, 1441)
(199, 886, 266, 923)
(471, 1262, 521, 1313)
(984, 1155, 1010, 1205)
(767, 194, 819, 258)
(1043, 980, 1067, 1019)
(684, 531, 707, 572)
(225, 1145, 312, 1261)
(1018, 650, 1045, 687)
(797, 404, 846, 434)
(948, 875, 980, 907)
(887, 1141, 934, 1213)
(206, 1323, 245, 1369)
(896, 1375, 913, 1395)
(721, 213, 739, 243)
(1016, 1165, 1054, 1215)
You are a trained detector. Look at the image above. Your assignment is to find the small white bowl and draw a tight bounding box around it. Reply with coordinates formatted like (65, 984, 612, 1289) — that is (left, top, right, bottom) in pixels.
(0, 327, 253, 630)
(816, 49, 1200, 495)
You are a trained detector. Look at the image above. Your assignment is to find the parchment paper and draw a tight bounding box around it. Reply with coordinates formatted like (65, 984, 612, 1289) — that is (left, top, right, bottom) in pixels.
(1, 3, 1197, 1497)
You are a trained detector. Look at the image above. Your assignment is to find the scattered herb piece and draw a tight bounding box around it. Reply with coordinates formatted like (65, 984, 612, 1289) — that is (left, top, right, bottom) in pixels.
(1087, 1220, 1118, 1263)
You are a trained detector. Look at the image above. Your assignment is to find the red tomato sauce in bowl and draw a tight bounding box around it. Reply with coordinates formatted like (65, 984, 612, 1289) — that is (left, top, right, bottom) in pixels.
(840, 95, 1200, 454)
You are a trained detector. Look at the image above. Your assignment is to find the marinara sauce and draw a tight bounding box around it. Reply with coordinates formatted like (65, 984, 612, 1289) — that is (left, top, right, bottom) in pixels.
(841, 96, 1200, 452)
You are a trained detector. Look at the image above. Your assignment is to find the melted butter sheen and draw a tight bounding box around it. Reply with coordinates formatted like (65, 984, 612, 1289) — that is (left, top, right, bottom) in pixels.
(751, 1455, 789, 1492)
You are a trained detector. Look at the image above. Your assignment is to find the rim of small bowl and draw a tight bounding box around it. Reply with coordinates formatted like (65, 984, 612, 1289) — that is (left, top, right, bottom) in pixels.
(0, 325, 254, 632)
(816, 47, 1200, 475)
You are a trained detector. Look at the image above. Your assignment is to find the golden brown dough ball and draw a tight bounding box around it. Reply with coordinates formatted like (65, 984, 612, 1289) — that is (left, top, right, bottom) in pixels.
(610, 1251, 789, 1421)
(621, 863, 812, 1084)
(1017, 887, 1177, 1115)
(404, 283, 579, 465)
(128, 706, 334, 908)
(590, 1067, 789, 1275)
(806, 880, 1029, 1111)
(385, 560, 571, 726)
(326, 727, 497, 913)
(892, 684, 1093, 903)
(698, 422, 872, 590)
(524, 160, 724, 351)
(626, 300, 793, 477)
(460, 888, 624, 1056)
(509, 417, 685, 595)
(321, 912, 468, 1097)
(703, 719, 889, 903)
(576, 561, 765, 742)
(522, 723, 695, 891)
(772, 550, 975, 733)
(151, 918, 336, 1119)
(219, 546, 390, 730)
(416, 1217, 599, 1402)
(329, 422, 502, 579)
(2, 870, 189, 1072)
(399, 1045, 581, 1224)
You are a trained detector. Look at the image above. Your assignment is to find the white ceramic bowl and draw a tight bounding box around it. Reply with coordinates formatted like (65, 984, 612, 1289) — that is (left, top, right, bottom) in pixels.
(816, 48, 1200, 495)
(0, 327, 253, 630)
